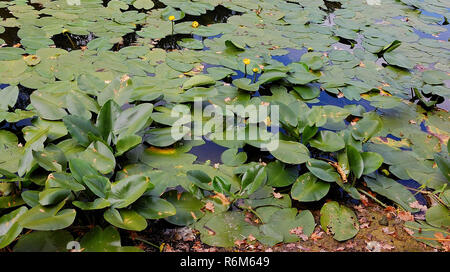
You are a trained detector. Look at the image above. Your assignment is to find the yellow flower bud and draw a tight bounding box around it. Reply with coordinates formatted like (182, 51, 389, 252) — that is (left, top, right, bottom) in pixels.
(192, 21, 199, 28)
(307, 47, 313, 52)
(252, 67, 259, 73)
(243, 58, 250, 65)
(168, 15, 175, 21)
(62, 29, 69, 34)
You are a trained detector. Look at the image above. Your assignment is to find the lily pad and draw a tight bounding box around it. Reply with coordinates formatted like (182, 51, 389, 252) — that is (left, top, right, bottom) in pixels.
(291, 173, 330, 202)
(163, 190, 204, 226)
(320, 201, 359, 241)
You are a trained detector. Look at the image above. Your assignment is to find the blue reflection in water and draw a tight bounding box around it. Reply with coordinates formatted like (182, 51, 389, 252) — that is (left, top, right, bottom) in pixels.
(188, 138, 228, 163)
(271, 48, 307, 65)
(314, 91, 375, 112)
(397, 179, 428, 206)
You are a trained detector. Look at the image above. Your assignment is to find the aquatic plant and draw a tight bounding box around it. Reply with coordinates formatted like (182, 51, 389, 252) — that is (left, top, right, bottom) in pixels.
(0, 0, 449, 251)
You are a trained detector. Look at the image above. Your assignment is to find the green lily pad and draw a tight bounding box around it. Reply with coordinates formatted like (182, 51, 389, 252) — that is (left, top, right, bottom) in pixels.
(269, 140, 310, 164)
(163, 190, 204, 226)
(0, 206, 28, 249)
(320, 201, 359, 241)
(364, 174, 418, 212)
(361, 152, 384, 175)
(18, 201, 76, 231)
(346, 145, 364, 178)
(404, 221, 449, 249)
(81, 141, 116, 174)
(134, 196, 176, 219)
(221, 148, 247, 167)
(306, 159, 340, 182)
(310, 131, 345, 152)
(260, 208, 315, 246)
(73, 198, 111, 210)
(291, 173, 330, 202)
(425, 204, 450, 228)
(103, 208, 148, 231)
(80, 226, 143, 252)
(107, 175, 151, 209)
(132, 0, 154, 10)
(182, 75, 216, 89)
(266, 160, 298, 187)
(13, 230, 73, 252)
(30, 91, 67, 120)
(194, 211, 259, 248)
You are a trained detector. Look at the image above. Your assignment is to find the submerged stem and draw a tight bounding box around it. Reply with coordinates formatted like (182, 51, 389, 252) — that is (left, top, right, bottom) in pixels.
(65, 32, 76, 49)
(245, 206, 264, 224)
(357, 188, 387, 208)
(135, 237, 161, 250)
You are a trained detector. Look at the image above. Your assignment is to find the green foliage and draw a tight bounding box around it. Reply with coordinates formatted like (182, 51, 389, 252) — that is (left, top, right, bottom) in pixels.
(0, 0, 448, 251)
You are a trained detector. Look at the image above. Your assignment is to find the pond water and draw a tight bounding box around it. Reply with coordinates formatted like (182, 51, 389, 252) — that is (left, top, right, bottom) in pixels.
(0, 0, 449, 251)
(0, 0, 447, 195)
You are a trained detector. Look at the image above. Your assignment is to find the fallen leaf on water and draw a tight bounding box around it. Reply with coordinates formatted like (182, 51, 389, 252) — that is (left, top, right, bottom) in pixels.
(289, 226, 308, 241)
(397, 211, 414, 221)
(360, 223, 370, 229)
(409, 201, 427, 212)
(204, 201, 215, 213)
(382, 227, 395, 235)
(354, 204, 365, 213)
(345, 241, 357, 249)
(273, 192, 283, 199)
(211, 193, 230, 206)
(310, 230, 324, 241)
(360, 195, 369, 206)
(403, 227, 415, 236)
(234, 240, 246, 247)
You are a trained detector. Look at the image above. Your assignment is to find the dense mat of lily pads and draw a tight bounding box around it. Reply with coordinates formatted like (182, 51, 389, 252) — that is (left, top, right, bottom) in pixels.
(0, 0, 449, 251)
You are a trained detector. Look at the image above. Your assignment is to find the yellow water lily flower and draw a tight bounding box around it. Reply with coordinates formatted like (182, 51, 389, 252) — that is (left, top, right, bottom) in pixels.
(62, 29, 69, 34)
(243, 58, 251, 65)
(168, 15, 175, 21)
(307, 47, 314, 52)
(192, 21, 199, 28)
(252, 67, 259, 73)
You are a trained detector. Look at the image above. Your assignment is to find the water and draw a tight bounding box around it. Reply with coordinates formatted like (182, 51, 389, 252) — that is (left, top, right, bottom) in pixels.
(0, 0, 447, 205)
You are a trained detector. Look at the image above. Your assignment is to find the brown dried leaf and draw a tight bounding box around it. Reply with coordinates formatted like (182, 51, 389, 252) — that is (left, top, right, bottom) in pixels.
(397, 211, 414, 221)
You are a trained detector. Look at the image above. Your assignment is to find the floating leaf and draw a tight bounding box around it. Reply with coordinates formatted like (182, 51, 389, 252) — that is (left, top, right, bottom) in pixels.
(80, 226, 143, 252)
(13, 230, 73, 252)
(364, 174, 418, 212)
(163, 190, 204, 226)
(221, 148, 247, 167)
(19, 201, 76, 231)
(320, 201, 359, 241)
(134, 196, 176, 219)
(361, 152, 383, 175)
(81, 141, 116, 174)
(425, 204, 450, 228)
(346, 145, 364, 178)
(103, 208, 147, 231)
(306, 159, 339, 182)
(107, 175, 150, 209)
(182, 75, 215, 89)
(310, 131, 345, 152)
(260, 208, 315, 246)
(30, 91, 67, 120)
(0, 206, 27, 249)
(291, 173, 330, 202)
(266, 161, 298, 187)
(194, 212, 259, 248)
(269, 140, 310, 164)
